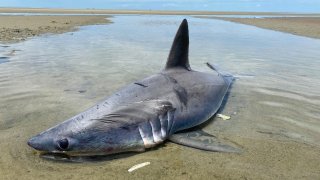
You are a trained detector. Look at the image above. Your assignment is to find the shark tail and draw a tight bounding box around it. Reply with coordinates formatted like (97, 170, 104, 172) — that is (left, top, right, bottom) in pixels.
(206, 62, 234, 84)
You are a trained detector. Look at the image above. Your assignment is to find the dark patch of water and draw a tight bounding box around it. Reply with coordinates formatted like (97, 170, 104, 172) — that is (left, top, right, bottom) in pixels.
(0, 56, 9, 64)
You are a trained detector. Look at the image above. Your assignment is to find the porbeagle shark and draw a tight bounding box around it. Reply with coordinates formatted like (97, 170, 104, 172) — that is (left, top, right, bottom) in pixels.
(28, 19, 240, 159)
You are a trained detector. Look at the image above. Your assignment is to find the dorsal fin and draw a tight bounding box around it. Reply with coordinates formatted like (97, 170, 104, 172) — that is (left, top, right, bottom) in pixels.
(165, 19, 191, 71)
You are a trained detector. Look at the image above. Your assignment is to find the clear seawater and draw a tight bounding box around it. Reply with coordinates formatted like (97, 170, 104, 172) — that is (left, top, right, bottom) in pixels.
(0, 15, 319, 179)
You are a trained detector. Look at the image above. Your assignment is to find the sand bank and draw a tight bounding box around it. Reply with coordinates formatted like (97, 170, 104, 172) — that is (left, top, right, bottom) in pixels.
(1, 8, 320, 42)
(202, 17, 320, 39)
(0, 15, 110, 43)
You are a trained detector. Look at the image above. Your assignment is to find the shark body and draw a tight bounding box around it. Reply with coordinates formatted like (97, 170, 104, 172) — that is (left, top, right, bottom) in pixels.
(28, 19, 239, 159)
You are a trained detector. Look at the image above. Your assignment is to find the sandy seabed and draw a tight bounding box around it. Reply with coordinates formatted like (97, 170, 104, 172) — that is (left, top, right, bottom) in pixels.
(0, 8, 319, 180)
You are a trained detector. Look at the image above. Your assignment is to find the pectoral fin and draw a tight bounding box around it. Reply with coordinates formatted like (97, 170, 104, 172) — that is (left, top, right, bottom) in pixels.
(169, 130, 241, 153)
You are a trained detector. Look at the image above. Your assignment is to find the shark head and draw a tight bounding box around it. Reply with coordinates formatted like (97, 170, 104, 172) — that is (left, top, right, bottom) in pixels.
(28, 118, 145, 157)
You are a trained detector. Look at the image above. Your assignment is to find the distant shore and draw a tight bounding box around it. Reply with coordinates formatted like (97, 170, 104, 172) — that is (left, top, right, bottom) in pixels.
(1, 8, 320, 43)
(0, 15, 111, 43)
(1, 7, 319, 16)
(200, 16, 320, 39)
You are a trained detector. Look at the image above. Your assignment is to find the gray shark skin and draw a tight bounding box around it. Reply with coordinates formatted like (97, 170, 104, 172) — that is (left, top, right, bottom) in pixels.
(28, 19, 239, 158)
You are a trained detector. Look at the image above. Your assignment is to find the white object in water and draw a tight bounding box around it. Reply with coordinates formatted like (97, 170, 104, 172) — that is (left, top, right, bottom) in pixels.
(217, 114, 231, 120)
(128, 162, 151, 172)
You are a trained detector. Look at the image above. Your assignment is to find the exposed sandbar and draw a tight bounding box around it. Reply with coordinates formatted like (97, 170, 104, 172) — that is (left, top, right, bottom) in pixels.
(0, 15, 111, 43)
(202, 17, 320, 39)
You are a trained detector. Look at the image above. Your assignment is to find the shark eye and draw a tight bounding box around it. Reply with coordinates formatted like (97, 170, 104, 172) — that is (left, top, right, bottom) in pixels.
(57, 138, 69, 150)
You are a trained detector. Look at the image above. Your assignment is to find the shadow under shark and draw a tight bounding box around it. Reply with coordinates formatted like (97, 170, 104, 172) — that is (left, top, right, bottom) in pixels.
(28, 19, 240, 161)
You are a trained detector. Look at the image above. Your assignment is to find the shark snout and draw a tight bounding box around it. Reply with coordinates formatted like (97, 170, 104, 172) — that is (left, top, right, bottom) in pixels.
(28, 134, 55, 152)
(27, 136, 43, 151)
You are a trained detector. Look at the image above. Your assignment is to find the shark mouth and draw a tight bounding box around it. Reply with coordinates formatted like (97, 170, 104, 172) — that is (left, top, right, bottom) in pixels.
(39, 152, 137, 163)
(40, 152, 76, 162)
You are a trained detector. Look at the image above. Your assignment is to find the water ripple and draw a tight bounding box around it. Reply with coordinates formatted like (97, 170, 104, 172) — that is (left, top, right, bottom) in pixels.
(254, 87, 320, 105)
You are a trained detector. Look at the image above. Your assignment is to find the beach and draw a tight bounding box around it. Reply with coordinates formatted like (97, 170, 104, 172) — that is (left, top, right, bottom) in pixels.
(202, 17, 320, 39)
(0, 8, 319, 180)
(1, 8, 320, 43)
(0, 15, 111, 43)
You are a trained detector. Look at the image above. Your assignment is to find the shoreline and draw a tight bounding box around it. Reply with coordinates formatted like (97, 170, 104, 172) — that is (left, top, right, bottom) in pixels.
(0, 15, 111, 43)
(1, 8, 320, 43)
(198, 16, 320, 39)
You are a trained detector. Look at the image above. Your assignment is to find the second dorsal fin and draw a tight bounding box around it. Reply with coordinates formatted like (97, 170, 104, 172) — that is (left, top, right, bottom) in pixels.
(165, 19, 191, 71)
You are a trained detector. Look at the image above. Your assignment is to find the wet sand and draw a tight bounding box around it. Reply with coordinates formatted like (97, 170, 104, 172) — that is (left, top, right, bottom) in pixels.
(0, 15, 111, 43)
(201, 17, 320, 39)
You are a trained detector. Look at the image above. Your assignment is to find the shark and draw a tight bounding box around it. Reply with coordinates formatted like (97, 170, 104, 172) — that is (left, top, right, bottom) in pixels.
(28, 19, 240, 160)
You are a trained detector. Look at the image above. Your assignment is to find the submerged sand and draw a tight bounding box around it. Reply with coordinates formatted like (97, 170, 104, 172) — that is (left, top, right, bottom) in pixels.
(200, 17, 320, 39)
(1, 70, 319, 180)
(0, 11, 319, 180)
(0, 15, 111, 43)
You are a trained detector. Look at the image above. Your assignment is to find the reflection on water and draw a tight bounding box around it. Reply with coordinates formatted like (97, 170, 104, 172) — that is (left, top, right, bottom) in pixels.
(0, 15, 320, 179)
(0, 56, 9, 64)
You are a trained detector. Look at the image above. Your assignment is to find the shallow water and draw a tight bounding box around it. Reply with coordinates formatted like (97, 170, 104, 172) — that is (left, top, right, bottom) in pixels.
(0, 15, 319, 179)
